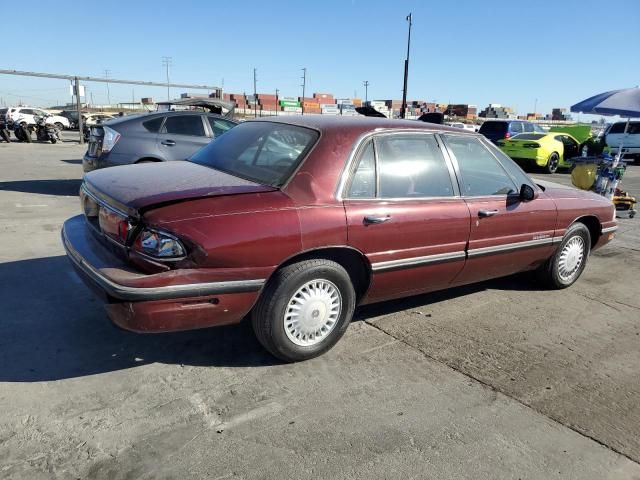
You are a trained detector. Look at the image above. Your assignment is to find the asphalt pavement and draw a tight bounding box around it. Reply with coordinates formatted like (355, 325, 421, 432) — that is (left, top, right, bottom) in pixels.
(0, 134, 639, 479)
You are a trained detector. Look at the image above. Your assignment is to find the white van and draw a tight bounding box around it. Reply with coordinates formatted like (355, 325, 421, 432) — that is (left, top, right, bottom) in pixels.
(605, 121, 640, 161)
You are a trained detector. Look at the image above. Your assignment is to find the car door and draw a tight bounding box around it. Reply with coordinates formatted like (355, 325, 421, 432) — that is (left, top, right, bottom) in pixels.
(560, 135, 579, 161)
(343, 132, 471, 303)
(441, 134, 557, 286)
(157, 114, 210, 161)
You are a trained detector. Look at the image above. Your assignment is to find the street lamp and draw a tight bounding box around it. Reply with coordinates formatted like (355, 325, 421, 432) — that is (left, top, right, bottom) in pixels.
(400, 13, 412, 119)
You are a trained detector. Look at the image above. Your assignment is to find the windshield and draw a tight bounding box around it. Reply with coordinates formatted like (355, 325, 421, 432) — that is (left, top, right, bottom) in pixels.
(512, 133, 546, 140)
(189, 121, 319, 187)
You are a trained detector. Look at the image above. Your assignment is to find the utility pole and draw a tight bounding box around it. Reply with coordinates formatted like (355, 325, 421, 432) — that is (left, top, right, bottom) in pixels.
(253, 68, 257, 118)
(75, 77, 84, 145)
(104, 69, 111, 106)
(301, 67, 307, 115)
(275, 88, 279, 116)
(401, 13, 412, 119)
(162, 56, 172, 101)
(363, 80, 369, 104)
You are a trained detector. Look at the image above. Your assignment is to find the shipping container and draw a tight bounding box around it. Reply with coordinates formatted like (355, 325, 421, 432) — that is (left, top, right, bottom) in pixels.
(280, 100, 301, 107)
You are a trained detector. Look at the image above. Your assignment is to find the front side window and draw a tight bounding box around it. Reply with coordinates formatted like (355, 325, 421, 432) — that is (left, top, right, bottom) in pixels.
(375, 134, 454, 198)
(190, 121, 318, 187)
(444, 135, 517, 196)
(483, 139, 535, 190)
(207, 117, 235, 137)
(163, 115, 205, 136)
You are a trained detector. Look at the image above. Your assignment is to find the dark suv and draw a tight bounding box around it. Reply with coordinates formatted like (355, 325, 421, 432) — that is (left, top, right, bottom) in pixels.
(83, 111, 238, 173)
(479, 120, 545, 144)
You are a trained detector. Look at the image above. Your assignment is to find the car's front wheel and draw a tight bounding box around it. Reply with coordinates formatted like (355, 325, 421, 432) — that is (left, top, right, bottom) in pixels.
(252, 259, 356, 362)
(537, 223, 591, 289)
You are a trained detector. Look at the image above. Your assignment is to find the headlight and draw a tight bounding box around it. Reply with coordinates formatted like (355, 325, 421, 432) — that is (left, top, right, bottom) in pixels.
(133, 228, 186, 259)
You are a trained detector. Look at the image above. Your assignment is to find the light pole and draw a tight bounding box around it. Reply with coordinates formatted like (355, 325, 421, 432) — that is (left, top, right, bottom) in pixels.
(162, 56, 172, 101)
(301, 68, 307, 115)
(363, 80, 369, 104)
(104, 69, 111, 106)
(401, 13, 412, 119)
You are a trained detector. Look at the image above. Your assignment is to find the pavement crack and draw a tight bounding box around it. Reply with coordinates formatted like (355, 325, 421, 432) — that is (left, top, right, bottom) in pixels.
(362, 318, 640, 467)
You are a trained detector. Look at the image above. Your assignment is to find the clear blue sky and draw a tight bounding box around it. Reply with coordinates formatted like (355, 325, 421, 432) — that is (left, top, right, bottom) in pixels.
(0, 0, 638, 116)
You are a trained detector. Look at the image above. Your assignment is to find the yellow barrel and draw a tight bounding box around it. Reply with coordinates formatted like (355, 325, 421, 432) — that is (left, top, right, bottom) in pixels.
(571, 164, 598, 190)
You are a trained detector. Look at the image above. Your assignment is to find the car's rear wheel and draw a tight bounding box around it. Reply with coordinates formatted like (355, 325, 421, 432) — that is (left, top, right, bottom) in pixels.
(251, 259, 356, 362)
(54, 122, 64, 130)
(537, 223, 591, 289)
(546, 152, 560, 173)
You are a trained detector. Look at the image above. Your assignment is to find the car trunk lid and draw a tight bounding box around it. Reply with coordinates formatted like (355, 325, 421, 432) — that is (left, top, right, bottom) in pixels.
(83, 160, 277, 215)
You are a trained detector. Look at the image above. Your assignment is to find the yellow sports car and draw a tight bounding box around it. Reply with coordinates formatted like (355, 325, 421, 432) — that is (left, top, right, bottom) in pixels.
(497, 132, 581, 173)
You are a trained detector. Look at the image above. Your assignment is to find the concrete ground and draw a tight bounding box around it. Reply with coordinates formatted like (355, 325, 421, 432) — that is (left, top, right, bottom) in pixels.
(0, 134, 639, 479)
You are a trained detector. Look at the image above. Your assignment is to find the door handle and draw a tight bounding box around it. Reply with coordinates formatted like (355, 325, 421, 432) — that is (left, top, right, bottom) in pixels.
(363, 215, 391, 225)
(478, 209, 499, 218)
(161, 140, 176, 146)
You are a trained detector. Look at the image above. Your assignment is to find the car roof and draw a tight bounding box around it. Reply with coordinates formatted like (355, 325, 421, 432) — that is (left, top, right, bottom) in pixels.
(249, 115, 476, 135)
(104, 110, 237, 127)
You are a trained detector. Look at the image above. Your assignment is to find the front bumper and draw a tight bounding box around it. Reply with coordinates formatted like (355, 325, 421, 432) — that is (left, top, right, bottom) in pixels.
(62, 215, 264, 332)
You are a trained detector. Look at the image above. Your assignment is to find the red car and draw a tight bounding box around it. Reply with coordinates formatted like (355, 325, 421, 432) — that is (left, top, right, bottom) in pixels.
(62, 117, 617, 362)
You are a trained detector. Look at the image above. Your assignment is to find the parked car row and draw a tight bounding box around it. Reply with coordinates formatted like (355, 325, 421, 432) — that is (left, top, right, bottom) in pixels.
(1, 107, 70, 130)
(63, 114, 617, 362)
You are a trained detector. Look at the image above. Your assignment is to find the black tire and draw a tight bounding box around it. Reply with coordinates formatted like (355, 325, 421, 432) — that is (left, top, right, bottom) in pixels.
(251, 259, 356, 362)
(23, 130, 32, 143)
(545, 152, 560, 174)
(50, 137, 57, 144)
(536, 223, 591, 289)
(0, 129, 9, 143)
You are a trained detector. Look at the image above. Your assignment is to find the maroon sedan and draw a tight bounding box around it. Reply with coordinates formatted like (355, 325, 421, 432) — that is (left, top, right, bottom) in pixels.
(62, 116, 617, 361)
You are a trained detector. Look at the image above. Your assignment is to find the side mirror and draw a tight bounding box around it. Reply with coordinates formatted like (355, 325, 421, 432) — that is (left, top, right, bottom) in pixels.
(519, 183, 537, 201)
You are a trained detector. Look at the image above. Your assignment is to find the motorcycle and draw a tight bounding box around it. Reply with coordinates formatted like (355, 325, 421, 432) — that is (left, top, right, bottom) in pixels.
(34, 114, 61, 144)
(0, 116, 10, 143)
(13, 118, 32, 143)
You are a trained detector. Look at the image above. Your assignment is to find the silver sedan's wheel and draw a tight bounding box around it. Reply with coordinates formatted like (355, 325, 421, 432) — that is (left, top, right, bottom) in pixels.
(284, 279, 342, 346)
(557, 236, 585, 282)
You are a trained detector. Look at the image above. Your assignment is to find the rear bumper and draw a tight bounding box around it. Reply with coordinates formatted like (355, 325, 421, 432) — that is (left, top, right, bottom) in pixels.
(62, 215, 264, 332)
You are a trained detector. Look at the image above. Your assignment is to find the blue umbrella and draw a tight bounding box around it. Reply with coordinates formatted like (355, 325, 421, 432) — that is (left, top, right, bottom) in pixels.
(571, 86, 640, 118)
(571, 87, 640, 165)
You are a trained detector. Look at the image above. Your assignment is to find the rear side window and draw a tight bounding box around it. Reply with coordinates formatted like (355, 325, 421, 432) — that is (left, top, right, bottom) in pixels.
(510, 122, 524, 134)
(608, 122, 640, 134)
(376, 134, 454, 198)
(444, 135, 517, 196)
(143, 117, 164, 132)
(163, 115, 205, 136)
(347, 141, 376, 198)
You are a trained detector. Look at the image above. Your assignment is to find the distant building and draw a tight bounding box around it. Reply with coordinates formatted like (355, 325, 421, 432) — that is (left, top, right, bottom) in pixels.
(479, 104, 514, 119)
(551, 108, 572, 121)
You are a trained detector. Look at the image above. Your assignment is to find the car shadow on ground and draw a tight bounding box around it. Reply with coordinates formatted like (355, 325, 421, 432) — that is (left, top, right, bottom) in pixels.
(60, 159, 82, 165)
(0, 255, 546, 383)
(0, 179, 82, 196)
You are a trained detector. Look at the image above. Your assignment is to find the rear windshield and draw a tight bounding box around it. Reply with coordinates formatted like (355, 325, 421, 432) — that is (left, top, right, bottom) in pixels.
(511, 133, 546, 140)
(189, 122, 319, 187)
(478, 122, 507, 134)
(608, 122, 640, 134)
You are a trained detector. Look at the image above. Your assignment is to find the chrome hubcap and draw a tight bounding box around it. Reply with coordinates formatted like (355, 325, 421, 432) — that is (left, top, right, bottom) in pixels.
(558, 236, 585, 281)
(284, 279, 342, 346)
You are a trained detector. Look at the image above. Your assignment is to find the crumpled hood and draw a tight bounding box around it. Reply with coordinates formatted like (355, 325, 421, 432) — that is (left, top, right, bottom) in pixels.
(84, 161, 276, 213)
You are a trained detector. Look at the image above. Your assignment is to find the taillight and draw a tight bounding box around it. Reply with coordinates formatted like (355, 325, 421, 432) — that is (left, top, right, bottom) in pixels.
(504, 132, 511, 139)
(133, 228, 186, 259)
(117, 219, 130, 243)
(102, 126, 121, 152)
(523, 143, 541, 148)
